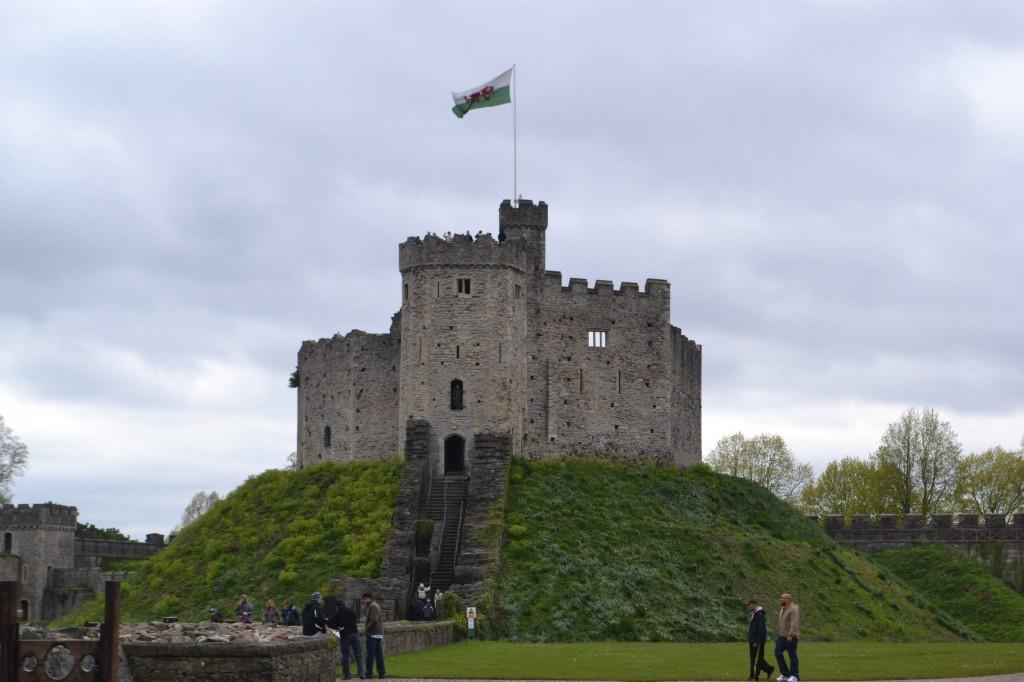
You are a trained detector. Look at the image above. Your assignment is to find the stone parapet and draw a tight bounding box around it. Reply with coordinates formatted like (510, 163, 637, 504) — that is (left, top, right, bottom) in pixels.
(400, 232, 530, 273)
(75, 537, 163, 561)
(123, 637, 335, 682)
(0, 503, 77, 529)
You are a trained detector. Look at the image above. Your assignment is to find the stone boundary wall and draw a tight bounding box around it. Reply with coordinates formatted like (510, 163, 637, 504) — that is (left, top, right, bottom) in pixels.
(123, 636, 336, 682)
(812, 513, 1024, 588)
(380, 619, 455, 655)
(75, 537, 164, 562)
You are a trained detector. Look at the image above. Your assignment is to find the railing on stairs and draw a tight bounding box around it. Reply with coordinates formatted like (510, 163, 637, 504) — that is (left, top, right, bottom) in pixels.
(452, 499, 466, 576)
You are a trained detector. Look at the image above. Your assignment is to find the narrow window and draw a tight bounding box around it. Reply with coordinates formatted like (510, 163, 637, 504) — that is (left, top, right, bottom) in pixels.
(617, 370, 622, 394)
(450, 380, 464, 410)
(587, 330, 607, 348)
(498, 342, 502, 363)
(457, 278, 471, 294)
(403, 284, 409, 301)
(436, 281, 440, 298)
(579, 368, 584, 393)
(323, 426, 332, 447)
(456, 345, 460, 359)
(514, 284, 522, 299)
(3, 532, 11, 552)
(418, 337, 422, 362)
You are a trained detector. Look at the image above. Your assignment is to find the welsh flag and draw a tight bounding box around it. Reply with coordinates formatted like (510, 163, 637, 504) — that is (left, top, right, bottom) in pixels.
(451, 68, 512, 118)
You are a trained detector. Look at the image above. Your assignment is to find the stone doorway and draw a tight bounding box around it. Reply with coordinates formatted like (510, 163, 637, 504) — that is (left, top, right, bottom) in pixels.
(443, 435, 465, 476)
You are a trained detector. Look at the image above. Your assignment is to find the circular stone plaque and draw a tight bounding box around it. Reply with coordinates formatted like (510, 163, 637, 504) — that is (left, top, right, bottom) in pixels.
(80, 654, 97, 672)
(22, 655, 38, 672)
(44, 644, 75, 680)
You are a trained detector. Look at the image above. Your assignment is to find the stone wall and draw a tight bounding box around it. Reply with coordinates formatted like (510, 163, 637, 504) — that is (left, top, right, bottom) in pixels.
(0, 503, 77, 623)
(814, 513, 1024, 588)
(450, 434, 510, 602)
(123, 637, 336, 682)
(297, 328, 401, 467)
(525, 273, 698, 466)
(75, 536, 164, 563)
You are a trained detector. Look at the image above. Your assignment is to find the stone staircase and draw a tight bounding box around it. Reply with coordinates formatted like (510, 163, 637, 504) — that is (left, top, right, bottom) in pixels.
(421, 478, 468, 589)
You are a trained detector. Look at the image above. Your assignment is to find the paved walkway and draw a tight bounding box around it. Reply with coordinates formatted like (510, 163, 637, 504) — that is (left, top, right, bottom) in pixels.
(354, 671, 1024, 675)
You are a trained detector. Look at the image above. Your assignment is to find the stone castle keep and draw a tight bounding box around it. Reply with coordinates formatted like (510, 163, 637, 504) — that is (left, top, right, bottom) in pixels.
(297, 199, 702, 473)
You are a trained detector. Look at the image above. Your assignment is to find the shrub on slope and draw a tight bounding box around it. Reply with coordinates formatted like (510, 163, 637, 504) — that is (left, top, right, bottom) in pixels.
(51, 460, 402, 625)
(499, 460, 964, 642)
(873, 544, 1024, 642)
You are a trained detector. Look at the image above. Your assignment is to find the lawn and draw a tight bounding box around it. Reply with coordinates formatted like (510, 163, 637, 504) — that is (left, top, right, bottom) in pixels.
(384, 641, 1024, 680)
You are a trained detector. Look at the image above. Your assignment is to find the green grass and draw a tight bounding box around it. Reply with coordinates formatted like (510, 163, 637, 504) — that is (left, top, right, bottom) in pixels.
(873, 544, 1024, 642)
(386, 640, 1024, 680)
(499, 461, 964, 642)
(50, 460, 402, 626)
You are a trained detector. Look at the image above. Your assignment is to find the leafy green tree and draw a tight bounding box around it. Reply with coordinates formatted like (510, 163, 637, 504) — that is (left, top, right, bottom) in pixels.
(706, 432, 813, 503)
(0, 415, 29, 503)
(76, 522, 131, 541)
(801, 457, 904, 516)
(872, 407, 961, 516)
(956, 447, 1024, 515)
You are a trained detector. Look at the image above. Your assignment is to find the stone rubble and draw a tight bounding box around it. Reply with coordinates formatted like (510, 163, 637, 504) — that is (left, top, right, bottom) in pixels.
(21, 621, 307, 645)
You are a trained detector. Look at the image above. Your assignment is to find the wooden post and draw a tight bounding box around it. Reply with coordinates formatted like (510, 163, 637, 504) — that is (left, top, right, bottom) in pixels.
(0, 581, 18, 682)
(99, 581, 121, 682)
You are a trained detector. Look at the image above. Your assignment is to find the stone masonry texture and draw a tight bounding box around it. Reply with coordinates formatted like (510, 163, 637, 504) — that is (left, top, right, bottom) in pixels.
(0, 503, 164, 622)
(814, 513, 1024, 589)
(296, 199, 702, 469)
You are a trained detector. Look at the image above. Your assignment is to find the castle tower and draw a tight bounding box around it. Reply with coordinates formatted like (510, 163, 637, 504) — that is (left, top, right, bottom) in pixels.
(0, 503, 77, 623)
(397, 226, 532, 474)
(498, 199, 547, 275)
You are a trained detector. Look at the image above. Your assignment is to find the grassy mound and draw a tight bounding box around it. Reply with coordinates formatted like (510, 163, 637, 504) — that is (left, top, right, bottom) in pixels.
(51, 460, 402, 625)
(498, 460, 967, 642)
(873, 544, 1024, 642)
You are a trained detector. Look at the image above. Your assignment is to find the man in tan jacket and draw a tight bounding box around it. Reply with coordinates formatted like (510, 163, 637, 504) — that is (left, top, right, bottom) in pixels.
(774, 593, 800, 682)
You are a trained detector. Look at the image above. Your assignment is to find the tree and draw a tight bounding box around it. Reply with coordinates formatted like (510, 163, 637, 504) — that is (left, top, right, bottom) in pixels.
(956, 447, 1024, 516)
(76, 522, 131, 541)
(176, 490, 221, 532)
(0, 415, 29, 504)
(706, 432, 813, 503)
(285, 451, 298, 470)
(800, 457, 903, 516)
(872, 407, 961, 516)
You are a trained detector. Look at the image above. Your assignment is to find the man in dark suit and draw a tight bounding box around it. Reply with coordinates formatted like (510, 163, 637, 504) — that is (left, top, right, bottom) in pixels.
(747, 599, 775, 681)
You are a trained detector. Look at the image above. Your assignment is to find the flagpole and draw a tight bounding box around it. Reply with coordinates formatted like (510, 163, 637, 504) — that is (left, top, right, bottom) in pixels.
(513, 64, 518, 207)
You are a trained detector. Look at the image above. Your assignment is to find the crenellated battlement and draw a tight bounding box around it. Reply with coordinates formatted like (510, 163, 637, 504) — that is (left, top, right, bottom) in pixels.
(399, 231, 530, 273)
(812, 513, 1024, 530)
(498, 198, 548, 235)
(0, 502, 77, 529)
(542, 272, 671, 298)
(299, 329, 398, 360)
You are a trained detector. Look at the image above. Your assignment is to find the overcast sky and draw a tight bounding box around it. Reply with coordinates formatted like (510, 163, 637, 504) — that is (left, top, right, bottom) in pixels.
(2, 1, 1022, 538)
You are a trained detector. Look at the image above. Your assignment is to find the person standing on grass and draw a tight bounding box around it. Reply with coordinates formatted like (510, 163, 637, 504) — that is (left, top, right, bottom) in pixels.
(362, 592, 386, 678)
(774, 592, 800, 682)
(328, 599, 365, 680)
(747, 599, 774, 681)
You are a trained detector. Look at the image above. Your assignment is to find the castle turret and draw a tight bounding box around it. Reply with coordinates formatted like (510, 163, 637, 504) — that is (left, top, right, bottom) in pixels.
(0, 503, 77, 623)
(499, 199, 547, 274)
